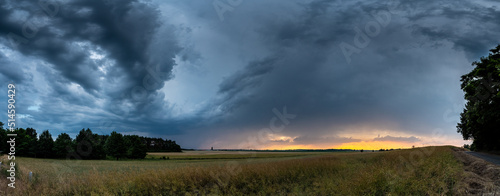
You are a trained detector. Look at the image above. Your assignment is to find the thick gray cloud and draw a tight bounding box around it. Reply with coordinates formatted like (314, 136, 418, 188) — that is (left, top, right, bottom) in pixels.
(0, 0, 499, 149)
(183, 0, 499, 148)
(0, 53, 29, 84)
(0, 0, 184, 135)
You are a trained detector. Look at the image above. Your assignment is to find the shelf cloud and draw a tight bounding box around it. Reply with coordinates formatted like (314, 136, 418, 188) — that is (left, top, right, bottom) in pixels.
(1, 0, 499, 149)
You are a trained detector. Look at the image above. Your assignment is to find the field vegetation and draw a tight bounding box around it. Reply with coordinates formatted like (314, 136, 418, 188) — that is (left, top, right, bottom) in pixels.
(0, 146, 475, 195)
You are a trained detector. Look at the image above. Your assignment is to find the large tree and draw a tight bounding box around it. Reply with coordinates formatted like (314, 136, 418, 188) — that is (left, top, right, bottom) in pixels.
(105, 131, 127, 160)
(91, 133, 107, 159)
(26, 127, 38, 157)
(124, 135, 147, 159)
(75, 128, 106, 159)
(37, 130, 55, 158)
(457, 44, 500, 151)
(16, 128, 38, 157)
(54, 133, 73, 159)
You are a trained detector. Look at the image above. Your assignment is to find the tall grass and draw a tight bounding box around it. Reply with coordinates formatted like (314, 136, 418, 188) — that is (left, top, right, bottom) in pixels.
(0, 146, 462, 195)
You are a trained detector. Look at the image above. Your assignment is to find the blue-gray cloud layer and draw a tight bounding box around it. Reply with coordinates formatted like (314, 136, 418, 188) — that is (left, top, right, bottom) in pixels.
(0, 0, 499, 148)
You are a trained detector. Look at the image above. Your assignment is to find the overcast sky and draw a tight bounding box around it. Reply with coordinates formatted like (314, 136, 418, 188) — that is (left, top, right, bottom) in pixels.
(1, 0, 499, 149)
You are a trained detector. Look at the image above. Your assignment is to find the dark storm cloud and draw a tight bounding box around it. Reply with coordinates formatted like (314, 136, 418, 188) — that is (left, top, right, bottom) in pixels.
(0, 0, 187, 135)
(0, 53, 28, 84)
(0, 0, 498, 148)
(206, 1, 398, 126)
(192, 0, 500, 148)
(217, 57, 277, 111)
(0, 0, 178, 100)
(408, 1, 500, 60)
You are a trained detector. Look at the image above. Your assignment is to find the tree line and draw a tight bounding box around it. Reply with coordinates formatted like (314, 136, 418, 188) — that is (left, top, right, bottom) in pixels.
(0, 122, 181, 160)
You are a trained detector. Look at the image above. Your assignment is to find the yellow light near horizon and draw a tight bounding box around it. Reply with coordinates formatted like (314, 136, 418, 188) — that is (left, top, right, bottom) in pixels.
(260, 144, 316, 150)
(259, 141, 415, 150)
(336, 141, 414, 150)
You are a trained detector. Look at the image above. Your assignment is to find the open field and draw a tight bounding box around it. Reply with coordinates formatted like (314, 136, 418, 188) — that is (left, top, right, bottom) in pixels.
(0, 146, 498, 195)
(146, 151, 328, 160)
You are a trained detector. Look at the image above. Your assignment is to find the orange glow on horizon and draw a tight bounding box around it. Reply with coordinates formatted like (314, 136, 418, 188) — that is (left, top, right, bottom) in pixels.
(259, 141, 416, 150)
(336, 141, 414, 150)
(260, 144, 318, 150)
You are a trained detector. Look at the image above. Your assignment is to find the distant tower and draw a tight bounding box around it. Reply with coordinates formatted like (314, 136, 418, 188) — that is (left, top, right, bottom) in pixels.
(211, 147, 213, 151)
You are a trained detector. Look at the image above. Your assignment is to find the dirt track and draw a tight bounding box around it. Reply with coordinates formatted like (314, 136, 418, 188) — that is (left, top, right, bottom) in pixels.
(453, 148, 500, 195)
(465, 151, 500, 166)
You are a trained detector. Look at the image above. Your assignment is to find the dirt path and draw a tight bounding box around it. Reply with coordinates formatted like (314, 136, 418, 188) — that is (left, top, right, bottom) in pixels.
(465, 151, 500, 166)
(453, 148, 500, 195)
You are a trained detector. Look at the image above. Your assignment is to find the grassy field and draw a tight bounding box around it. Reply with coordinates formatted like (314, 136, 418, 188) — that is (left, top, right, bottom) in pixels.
(146, 151, 328, 160)
(0, 146, 469, 195)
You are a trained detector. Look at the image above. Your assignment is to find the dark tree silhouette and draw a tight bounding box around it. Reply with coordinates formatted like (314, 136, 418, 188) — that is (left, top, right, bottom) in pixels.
(91, 133, 107, 159)
(0, 121, 181, 159)
(16, 128, 33, 157)
(54, 133, 73, 158)
(37, 130, 55, 158)
(105, 131, 127, 160)
(124, 135, 147, 159)
(457, 44, 500, 151)
(0, 127, 38, 157)
(142, 137, 181, 152)
(26, 127, 38, 157)
(75, 128, 106, 159)
(75, 128, 93, 159)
